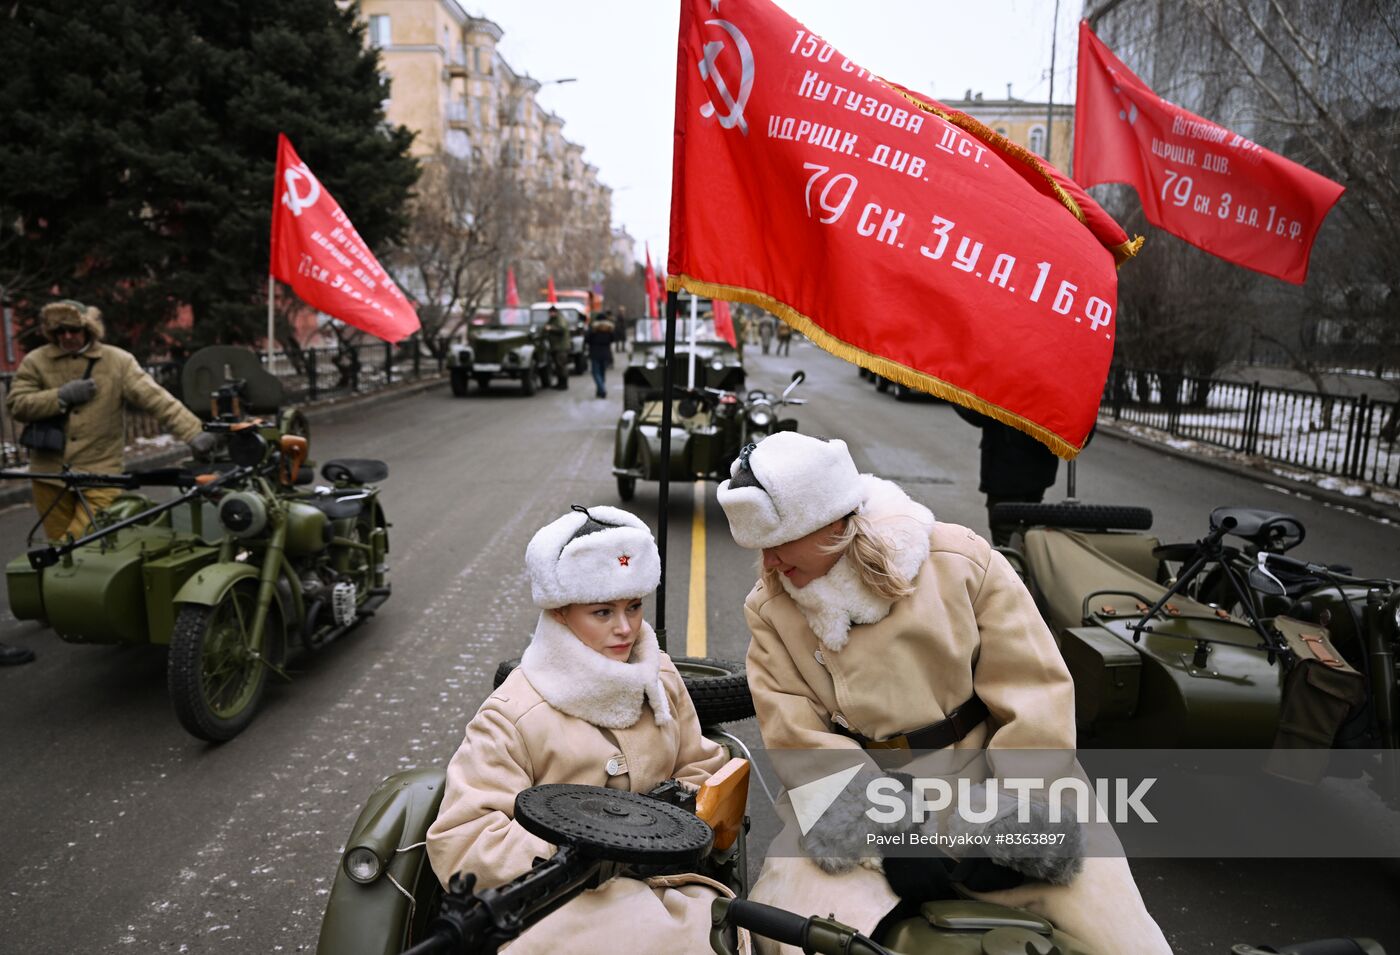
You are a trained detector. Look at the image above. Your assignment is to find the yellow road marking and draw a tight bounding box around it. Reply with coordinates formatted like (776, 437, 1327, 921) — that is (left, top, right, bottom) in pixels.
(687, 480, 707, 657)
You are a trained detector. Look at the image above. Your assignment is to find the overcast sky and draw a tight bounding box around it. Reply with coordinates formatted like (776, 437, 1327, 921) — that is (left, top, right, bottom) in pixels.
(477, 0, 1084, 269)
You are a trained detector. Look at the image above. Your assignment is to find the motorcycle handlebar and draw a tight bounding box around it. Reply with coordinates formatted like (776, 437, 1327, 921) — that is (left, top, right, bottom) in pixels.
(722, 900, 810, 948)
(713, 900, 893, 955)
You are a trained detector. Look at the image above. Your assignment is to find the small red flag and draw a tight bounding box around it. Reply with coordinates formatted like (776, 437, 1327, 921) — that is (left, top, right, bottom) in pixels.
(644, 244, 659, 319)
(1074, 22, 1343, 285)
(546, 276, 558, 305)
(505, 267, 520, 307)
(712, 298, 738, 348)
(269, 134, 419, 342)
(667, 0, 1133, 456)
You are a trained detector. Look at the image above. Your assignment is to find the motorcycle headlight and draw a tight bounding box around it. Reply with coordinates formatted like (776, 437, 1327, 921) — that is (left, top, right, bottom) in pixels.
(218, 491, 267, 538)
(343, 846, 382, 884)
(645, 358, 659, 371)
(710, 359, 724, 372)
(748, 407, 773, 429)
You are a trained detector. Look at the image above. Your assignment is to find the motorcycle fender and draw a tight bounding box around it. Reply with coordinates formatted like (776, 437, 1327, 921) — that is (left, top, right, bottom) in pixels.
(615, 410, 639, 469)
(316, 769, 447, 955)
(173, 563, 289, 641)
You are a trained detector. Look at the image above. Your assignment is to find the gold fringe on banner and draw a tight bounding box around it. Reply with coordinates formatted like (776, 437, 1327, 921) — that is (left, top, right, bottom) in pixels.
(665, 274, 1086, 460)
(886, 84, 1145, 269)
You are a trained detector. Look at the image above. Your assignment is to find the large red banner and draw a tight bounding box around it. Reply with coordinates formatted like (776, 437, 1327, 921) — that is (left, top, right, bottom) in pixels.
(1075, 22, 1343, 285)
(667, 0, 1136, 456)
(269, 134, 419, 343)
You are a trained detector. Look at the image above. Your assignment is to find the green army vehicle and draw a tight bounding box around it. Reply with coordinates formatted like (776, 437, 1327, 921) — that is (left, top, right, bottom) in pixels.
(446, 308, 557, 397)
(3, 346, 391, 741)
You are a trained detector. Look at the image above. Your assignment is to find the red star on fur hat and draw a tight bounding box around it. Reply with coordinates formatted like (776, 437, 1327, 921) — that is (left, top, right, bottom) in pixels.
(617, 554, 630, 566)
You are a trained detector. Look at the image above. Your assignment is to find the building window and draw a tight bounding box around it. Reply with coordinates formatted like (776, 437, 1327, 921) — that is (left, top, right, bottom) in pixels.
(1029, 125, 1045, 156)
(995, 127, 1008, 137)
(368, 15, 390, 48)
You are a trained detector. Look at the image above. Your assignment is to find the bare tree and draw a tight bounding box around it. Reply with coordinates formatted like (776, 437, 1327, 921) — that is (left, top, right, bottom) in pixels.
(392, 152, 527, 358)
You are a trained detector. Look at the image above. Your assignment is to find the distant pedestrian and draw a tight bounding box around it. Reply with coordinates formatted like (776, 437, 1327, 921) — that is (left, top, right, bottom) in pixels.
(758, 316, 774, 354)
(614, 305, 629, 353)
(953, 406, 1059, 546)
(774, 320, 792, 356)
(585, 312, 616, 398)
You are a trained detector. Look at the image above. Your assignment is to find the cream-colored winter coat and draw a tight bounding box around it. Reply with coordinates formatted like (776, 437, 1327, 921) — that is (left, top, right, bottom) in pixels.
(427, 617, 732, 955)
(742, 480, 1171, 955)
(7, 337, 202, 485)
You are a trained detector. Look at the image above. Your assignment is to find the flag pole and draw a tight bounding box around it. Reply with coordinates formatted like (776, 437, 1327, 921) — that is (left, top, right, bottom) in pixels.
(1045, 0, 1061, 163)
(656, 289, 680, 650)
(266, 275, 275, 364)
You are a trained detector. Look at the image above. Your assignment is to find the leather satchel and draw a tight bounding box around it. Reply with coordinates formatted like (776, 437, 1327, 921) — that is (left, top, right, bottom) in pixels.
(18, 357, 96, 454)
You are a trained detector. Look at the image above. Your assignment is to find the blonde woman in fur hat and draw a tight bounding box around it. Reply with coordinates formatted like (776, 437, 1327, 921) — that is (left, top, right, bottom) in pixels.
(426, 505, 737, 955)
(716, 432, 1170, 955)
(6, 299, 214, 542)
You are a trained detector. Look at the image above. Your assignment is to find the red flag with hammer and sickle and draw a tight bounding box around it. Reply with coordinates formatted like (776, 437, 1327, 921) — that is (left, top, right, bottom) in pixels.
(269, 134, 419, 343)
(666, 0, 1140, 457)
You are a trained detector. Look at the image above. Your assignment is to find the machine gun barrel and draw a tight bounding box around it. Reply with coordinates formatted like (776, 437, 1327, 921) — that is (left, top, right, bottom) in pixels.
(0, 468, 142, 489)
(403, 847, 607, 955)
(25, 466, 249, 570)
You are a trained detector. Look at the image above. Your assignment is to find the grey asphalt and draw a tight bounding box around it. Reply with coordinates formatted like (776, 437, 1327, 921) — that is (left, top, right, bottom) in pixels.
(1, 342, 1397, 953)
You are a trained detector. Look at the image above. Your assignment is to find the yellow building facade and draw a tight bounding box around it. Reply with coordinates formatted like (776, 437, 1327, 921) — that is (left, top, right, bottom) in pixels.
(943, 91, 1075, 173)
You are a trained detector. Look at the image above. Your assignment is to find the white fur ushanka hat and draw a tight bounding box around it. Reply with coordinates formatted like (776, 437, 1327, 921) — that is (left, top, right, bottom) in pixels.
(716, 432, 865, 550)
(526, 505, 662, 609)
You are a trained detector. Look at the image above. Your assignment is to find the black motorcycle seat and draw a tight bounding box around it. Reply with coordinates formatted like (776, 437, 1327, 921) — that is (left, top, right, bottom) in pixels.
(304, 494, 366, 520)
(321, 458, 389, 484)
(1210, 506, 1305, 550)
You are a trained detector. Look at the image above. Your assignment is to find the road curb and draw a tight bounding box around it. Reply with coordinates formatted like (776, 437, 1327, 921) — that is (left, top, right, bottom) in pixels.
(0, 375, 447, 510)
(1095, 420, 1399, 522)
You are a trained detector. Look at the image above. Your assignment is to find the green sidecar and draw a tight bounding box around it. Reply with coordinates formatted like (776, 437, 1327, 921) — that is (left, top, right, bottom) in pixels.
(4, 346, 392, 741)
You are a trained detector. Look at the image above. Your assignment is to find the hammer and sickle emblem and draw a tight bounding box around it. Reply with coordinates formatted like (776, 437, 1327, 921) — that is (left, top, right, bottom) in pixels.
(281, 162, 322, 217)
(698, 19, 755, 136)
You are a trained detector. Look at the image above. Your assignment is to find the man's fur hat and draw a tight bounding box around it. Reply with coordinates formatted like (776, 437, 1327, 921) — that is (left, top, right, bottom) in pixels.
(40, 300, 105, 344)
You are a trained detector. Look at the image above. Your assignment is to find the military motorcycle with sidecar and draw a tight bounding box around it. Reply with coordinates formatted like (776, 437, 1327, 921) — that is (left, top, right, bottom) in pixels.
(612, 371, 806, 502)
(315, 764, 1384, 955)
(3, 346, 391, 741)
(991, 501, 1399, 801)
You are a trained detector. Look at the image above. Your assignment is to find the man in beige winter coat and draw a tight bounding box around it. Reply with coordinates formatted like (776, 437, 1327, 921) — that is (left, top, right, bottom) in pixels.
(716, 432, 1171, 955)
(427, 505, 737, 955)
(6, 300, 211, 541)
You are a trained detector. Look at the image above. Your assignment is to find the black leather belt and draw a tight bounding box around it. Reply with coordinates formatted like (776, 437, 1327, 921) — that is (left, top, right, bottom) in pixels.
(834, 694, 988, 751)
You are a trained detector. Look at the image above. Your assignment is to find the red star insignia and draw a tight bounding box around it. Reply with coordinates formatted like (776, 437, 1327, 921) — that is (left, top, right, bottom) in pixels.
(618, 554, 630, 567)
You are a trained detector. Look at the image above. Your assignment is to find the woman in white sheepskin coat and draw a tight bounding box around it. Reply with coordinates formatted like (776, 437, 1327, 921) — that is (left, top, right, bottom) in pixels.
(716, 433, 1171, 955)
(426, 506, 732, 955)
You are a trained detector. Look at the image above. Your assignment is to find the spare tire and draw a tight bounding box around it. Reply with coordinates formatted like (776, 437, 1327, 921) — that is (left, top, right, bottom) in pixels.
(492, 655, 756, 725)
(990, 501, 1154, 532)
(673, 656, 754, 725)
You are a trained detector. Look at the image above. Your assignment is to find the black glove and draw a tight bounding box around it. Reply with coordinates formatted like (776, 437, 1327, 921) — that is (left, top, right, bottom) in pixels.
(58, 378, 97, 407)
(187, 432, 218, 460)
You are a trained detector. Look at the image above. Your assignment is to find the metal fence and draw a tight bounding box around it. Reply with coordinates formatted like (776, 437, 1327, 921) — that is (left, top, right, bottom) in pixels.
(1, 340, 446, 468)
(1102, 366, 1400, 488)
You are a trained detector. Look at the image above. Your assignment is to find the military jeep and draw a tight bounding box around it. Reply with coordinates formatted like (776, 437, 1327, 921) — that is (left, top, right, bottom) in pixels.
(447, 308, 556, 397)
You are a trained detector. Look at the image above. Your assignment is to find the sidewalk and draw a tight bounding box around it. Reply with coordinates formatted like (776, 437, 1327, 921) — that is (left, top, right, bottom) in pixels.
(0, 374, 446, 510)
(1098, 417, 1400, 523)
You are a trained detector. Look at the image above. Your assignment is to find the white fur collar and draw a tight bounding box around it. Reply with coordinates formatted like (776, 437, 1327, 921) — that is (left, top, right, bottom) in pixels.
(520, 612, 673, 729)
(780, 476, 934, 651)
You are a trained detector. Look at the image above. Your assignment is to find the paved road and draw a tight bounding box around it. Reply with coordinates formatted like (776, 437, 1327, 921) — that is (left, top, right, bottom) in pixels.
(1, 341, 1397, 953)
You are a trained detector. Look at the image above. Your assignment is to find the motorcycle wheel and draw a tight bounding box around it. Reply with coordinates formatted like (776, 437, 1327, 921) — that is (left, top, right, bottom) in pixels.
(617, 475, 636, 501)
(449, 368, 468, 397)
(521, 369, 537, 396)
(168, 582, 272, 742)
(492, 656, 755, 725)
(990, 501, 1154, 532)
